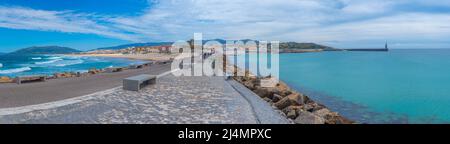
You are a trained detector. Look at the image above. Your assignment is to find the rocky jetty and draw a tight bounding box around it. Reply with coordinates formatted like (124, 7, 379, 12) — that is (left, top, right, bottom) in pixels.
(234, 75, 354, 124)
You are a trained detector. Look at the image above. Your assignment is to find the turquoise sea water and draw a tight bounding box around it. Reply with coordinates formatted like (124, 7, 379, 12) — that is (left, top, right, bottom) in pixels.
(237, 49, 450, 123)
(278, 49, 450, 124)
(0, 54, 147, 77)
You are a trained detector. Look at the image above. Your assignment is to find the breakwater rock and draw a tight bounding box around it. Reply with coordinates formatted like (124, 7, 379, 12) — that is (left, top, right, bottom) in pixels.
(0, 76, 13, 83)
(53, 72, 77, 78)
(234, 76, 354, 124)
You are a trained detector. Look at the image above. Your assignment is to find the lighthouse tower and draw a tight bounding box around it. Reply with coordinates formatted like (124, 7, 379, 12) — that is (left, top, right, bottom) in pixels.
(385, 41, 389, 51)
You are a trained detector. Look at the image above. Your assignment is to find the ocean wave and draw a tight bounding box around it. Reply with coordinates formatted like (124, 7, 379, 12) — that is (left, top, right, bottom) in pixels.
(62, 56, 82, 60)
(31, 57, 42, 60)
(28, 59, 84, 67)
(89, 58, 108, 62)
(34, 59, 63, 65)
(46, 56, 62, 60)
(55, 59, 84, 67)
(0, 67, 32, 74)
(0, 63, 2, 68)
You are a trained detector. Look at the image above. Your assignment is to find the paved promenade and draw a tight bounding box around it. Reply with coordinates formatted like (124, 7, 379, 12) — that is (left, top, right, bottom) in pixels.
(0, 73, 290, 124)
(0, 63, 171, 108)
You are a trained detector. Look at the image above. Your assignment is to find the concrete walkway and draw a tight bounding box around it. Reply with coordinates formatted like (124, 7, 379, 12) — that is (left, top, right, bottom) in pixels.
(0, 75, 244, 123)
(0, 73, 290, 124)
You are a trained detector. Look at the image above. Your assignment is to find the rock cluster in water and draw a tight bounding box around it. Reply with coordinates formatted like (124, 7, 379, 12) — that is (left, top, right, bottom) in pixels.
(234, 75, 354, 124)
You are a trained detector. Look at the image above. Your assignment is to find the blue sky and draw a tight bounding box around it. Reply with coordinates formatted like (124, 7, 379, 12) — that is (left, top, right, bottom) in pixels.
(1, 0, 450, 52)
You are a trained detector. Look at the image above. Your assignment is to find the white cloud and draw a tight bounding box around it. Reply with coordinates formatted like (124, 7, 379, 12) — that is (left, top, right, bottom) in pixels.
(0, 0, 450, 48)
(278, 12, 450, 46)
(0, 6, 141, 41)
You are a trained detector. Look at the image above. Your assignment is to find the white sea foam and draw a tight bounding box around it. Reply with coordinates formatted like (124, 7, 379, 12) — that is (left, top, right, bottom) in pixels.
(46, 56, 62, 60)
(34, 59, 62, 65)
(0, 67, 31, 74)
(55, 59, 84, 67)
(75, 70, 89, 73)
(63, 56, 82, 60)
(29, 59, 84, 67)
(87, 57, 109, 62)
(31, 57, 42, 60)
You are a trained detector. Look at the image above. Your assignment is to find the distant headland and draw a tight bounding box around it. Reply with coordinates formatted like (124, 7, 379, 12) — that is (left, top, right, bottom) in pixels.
(8, 46, 82, 55)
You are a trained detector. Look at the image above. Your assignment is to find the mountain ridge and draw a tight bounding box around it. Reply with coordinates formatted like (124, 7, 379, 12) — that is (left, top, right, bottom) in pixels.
(9, 46, 82, 54)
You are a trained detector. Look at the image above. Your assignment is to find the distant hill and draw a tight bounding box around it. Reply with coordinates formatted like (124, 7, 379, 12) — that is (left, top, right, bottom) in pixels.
(279, 42, 338, 53)
(280, 42, 333, 49)
(205, 39, 335, 48)
(92, 39, 337, 53)
(95, 42, 173, 50)
(10, 46, 82, 54)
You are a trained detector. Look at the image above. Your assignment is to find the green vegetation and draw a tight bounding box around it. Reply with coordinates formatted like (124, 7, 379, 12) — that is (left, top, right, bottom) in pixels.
(280, 42, 336, 50)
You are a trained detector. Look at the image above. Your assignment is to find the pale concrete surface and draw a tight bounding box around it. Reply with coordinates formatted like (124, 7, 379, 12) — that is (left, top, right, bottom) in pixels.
(227, 80, 292, 124)
(0, 75, 261, 124)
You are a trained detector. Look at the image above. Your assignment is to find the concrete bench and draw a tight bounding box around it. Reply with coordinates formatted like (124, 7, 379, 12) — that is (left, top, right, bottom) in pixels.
(15, 75, 47, 84)
(123, 74, 157, 91)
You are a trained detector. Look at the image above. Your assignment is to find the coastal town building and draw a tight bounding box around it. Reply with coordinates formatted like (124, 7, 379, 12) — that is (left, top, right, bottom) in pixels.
(82, 45, 173, 55)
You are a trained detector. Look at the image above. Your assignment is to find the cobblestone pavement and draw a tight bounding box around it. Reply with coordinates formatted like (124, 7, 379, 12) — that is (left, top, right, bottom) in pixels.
(0, 74, 258, 124)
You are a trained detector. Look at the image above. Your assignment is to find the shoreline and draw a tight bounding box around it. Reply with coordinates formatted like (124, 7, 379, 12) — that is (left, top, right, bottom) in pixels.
(225, 62, 354, 124)
(232, 73, 354, 124)
(0, 54, 173, 83)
